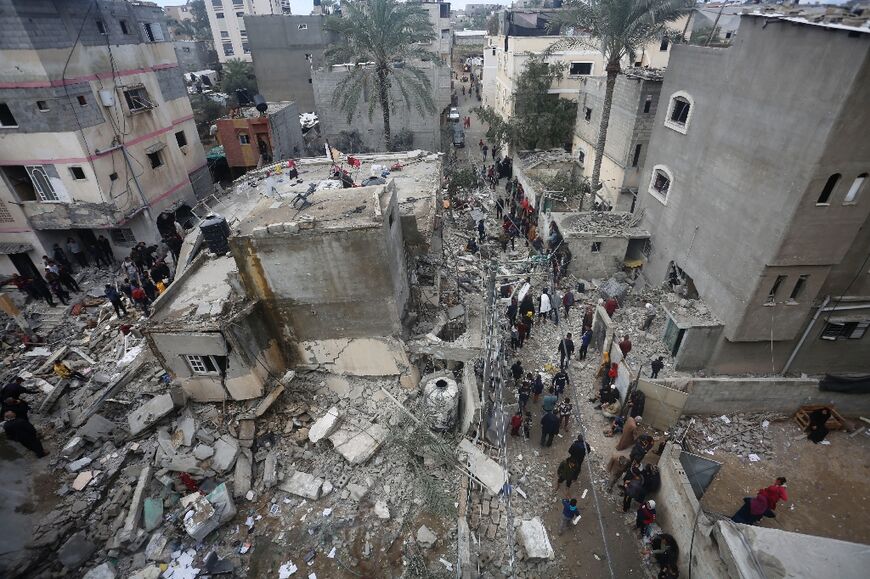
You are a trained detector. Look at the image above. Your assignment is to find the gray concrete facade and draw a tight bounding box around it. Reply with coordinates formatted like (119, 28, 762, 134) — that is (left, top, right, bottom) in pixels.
(173, 40, 217, 74)
(267, 102, 305, 161)
(636, 15, 870, 374)
(245, 14, 336, 111)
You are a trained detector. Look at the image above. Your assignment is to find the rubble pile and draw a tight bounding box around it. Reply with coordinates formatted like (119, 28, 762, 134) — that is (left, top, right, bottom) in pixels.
(676, 413, 787, 460)
(559, 211, 638, 236)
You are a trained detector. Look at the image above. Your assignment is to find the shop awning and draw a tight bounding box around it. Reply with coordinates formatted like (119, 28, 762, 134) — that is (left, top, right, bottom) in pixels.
(0, 242, 33, 255)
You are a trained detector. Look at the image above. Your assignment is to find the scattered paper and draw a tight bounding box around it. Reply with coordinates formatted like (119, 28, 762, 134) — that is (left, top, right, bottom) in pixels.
(516, 454, 523, 461)
(748, 454, 760, 462)
(327, 547, 336, 559)
(762, 420, 770, 429)
(246, 490, 255, 501)
(572, 514, 582, 525)
(515, 487, 527, 499)
(270, 503, 281, 515)
(581, 489, 588, 499)
(245, 516, 255, 529)
(308, 574, 316, 579)
(278, 561, 298, 578)
(720, 415, 731, 424)
(239, 542, 252, 554)
(322, 508, 333, 517)
(439, 558, 454, 571)
(593, 553, 601, 560)
(820, 440, 831, 445)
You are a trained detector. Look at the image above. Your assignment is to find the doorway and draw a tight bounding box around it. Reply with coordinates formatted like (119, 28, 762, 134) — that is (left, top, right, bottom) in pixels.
(9, 252, 40, 278)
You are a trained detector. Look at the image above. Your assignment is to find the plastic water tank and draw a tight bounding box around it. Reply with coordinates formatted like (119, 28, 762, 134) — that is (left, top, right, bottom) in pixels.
(422, 375, 460, 432)
(199, 214, 231, 255)
(253, 94, 268, 113)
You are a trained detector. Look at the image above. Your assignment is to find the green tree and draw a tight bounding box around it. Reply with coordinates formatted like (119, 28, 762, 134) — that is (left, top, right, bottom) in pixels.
(475, 58, 577, 151)
(191, 94, 225, 141)
(558, 0, 693, 193)
(188, 0, 213, 41)
(220, 59, 258, 100)
(324, 0, 438, 151)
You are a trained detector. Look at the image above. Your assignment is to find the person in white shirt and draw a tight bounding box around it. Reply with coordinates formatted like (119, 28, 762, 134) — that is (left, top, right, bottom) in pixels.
(539, 288, 553, 321)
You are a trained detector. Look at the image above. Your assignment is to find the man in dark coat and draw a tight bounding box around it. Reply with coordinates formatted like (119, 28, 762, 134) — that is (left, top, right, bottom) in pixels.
(540, 411, 560, 447)
(3, 410, 47, 457)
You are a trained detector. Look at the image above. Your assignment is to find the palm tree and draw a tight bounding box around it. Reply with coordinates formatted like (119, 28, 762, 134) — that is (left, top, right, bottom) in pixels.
(324, 0, 438, 151)
(559, 0, 693, 196)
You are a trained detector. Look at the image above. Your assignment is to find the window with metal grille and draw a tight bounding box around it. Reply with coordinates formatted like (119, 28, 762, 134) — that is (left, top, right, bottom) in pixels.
(821, 321, 869, 341)
(184, 354, 227, 375)
(0, 202, 14, 223)
(569, 62, 593, 75)
(123, 86, 154, 112)
(26, 165, 58, 201)
(670, 98, 690, 124)
(110, 228, 136, 243)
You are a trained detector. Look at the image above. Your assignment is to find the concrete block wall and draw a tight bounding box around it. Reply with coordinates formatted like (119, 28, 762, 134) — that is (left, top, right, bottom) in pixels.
(268, 103, 305, 161)
(567, 232, 628, 279)
(0, 84, 105, 133)
(155, 67, 188, 102)
(637, 378, 688, 430)
(678, 377, 870, 416)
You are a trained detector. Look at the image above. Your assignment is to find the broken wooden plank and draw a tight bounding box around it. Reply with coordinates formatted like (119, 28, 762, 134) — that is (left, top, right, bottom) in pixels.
(39, 379, 69, 413)
(70, 347, 96, 365)
(35, 345, 68, 374)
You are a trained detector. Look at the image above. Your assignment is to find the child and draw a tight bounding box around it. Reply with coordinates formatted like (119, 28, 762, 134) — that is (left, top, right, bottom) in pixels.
(532, 373, 544, 402)
(510, 411, 522, 436)
(523, 412, 532, 440)
(559, 498, 579, 534)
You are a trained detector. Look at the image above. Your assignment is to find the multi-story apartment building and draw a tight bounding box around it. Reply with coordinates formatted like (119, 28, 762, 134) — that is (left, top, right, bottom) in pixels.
(165, 2, 195, 24)
(0, 0, 210, 279)
(572, 69, 663, 211)
(412, 1, 453, 63)
(204, 0, 282, 63)
(637, 14, 870, 375)
(482, 9, 688, 123)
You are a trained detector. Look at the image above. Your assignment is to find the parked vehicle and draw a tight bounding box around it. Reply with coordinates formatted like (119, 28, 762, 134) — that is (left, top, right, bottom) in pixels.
(452, 125, 465, 148)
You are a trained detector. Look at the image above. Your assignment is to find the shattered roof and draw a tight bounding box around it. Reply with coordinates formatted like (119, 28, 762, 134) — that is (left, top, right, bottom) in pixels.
(149, 253, 240, 327)
(552, 211, 649, 238)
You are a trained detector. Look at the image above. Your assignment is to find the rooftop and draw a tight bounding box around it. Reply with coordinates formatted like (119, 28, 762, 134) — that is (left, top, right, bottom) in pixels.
(744, 11, 870, 34)
(219, 101, 296, 121)
(149, 253, 240, 327)
(551, 211, 650, 239)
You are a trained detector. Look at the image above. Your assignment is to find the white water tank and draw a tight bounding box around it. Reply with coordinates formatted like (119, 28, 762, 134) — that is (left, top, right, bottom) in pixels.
(422, 374, 460, 432)
(98, 89, 115, 107)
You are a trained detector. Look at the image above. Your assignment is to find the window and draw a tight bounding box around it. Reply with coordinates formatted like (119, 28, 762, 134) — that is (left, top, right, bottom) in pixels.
(96, 19, 106, 35)
(110, 228, 136, 243)
(844, 173, 866, 204)
(36, 100, 49, 111)
(660, 36, 670, 51)
(216, 13, 225, 19)
(236, 11, 244, 17)
(821, 320, 869, 341)
(577, 150, 585, 165)
(789, 275, 809, 301)
(184, 354, 227, 375)
(649, 166, 672, 204)
(817, 173, 840, 204)
(725, 32, 733, 39)
(664, 92, 693, 134)
(243, 42, 250, 54)
(119, 20, 129, 34)
(767, 275, 787, 302)
(1, 165, 65, 201)
(77, 95, 87, 106)
(233, 0, 244, 5)
(221, 31, 230, 38)
(305, 53, 312, 62)
(212, 0, 223, 6)
(584, 107, 592, 122)
(591, 242, 602, 253)
(69, 166, 86, 180)
(123, 86, 154, 112)
(25, 166, 59, 201)
(147, 151, 163, 169)
(175, 130, 187, 147)
(569, 62, 593, 76)
(298, 24, 308, 30)
(223, 42, 234, 56)
(182, 47, 191, 53)
(643, 95, 652, 114)
(239, 134, 251, 145)
(632, 144, 642, 168)
(142, 22, 164, 42)
(0, 103, 17, 127)
(670, 98, 690, 124)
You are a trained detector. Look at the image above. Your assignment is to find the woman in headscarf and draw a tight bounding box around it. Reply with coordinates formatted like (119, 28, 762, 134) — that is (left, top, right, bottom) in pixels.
(731, 493, 776, 525)
(806, 408, 831, 443)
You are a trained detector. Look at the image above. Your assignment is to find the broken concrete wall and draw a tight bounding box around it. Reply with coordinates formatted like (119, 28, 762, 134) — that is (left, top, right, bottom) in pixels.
(591, 304, 613, 355)
(636, 378, 688, 431)
(222, 301, 286, 397)
(231, 217, 409, 344)
(459, 361, 480, 436)
(655, 443, 729, 578)
(678, 376, 870, 417)
(565, 232, 630, 279)
(671, 320, 724, 371)
(295, 337, 409, 376)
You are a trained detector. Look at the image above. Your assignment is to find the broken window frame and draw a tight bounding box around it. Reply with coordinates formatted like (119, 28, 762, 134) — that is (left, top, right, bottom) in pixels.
(584, 106, 592, 122)
(821, 320, 869, 341)
(665, 91, 693, 134)
(568, 62, 593, 76)
(766, 275, 787, 303)
(591, 241, 602, 253)
(25, 165, 60, 201)
(184, 354, 227, 375)
(649, 165, 672, 204)
(147, 150, 164, 169)
(110, 228, 136, 244)
(123, 86, 155, 113)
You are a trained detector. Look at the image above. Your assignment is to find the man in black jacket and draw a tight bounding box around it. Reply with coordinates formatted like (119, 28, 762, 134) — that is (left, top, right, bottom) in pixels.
(540, 411, 560, 447)
(3, 410, 47, 457)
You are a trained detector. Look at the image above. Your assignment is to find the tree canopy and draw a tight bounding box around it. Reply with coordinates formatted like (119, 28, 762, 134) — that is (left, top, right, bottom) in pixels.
(220, 59, 258, 101)
(475, 58, 577, 152)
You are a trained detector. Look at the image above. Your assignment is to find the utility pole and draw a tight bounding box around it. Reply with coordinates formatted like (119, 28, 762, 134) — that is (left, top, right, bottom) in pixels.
(705, 5, 726, 47)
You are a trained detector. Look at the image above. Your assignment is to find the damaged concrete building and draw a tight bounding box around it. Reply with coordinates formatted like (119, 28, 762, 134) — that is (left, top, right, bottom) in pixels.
(637, 13, 870, 374)
(214, 101, 305, 176)
(0, 0, 212, 278)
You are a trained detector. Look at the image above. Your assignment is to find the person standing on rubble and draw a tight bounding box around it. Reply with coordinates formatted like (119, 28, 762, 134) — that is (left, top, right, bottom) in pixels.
(552, 369, 570, 397)
(539, 289, 553, 322)
(45, 268, 70, 305)
(66, 236, 88, 269)
(477, 219, 485, 242)
(558, 397, 573, 431)
(557, 333, 575, 369)
(1, 377, 37, 402)
(578, 329, 592, 360)
(518, 375, 532, 414)
(3, 409, 47, 458)
(558, 498, 579, 535)
(104, 284, 127, 317)
(641, 303, 657, 331)
(617, 415, 642, 451)
(131, 284, 151, 316)
(604, 297, 619, 318)
(619, 335, 633, 358)
(562, 288, 575, 319)
(542, 387, 558, 413)
(511, 360, 524, 383)
(516, 318, 528, 348)
(56, 261, 80, 293)
(651, 356, 665, 379)
(540, 409, 560, 447)
(555, 456, 582, 492)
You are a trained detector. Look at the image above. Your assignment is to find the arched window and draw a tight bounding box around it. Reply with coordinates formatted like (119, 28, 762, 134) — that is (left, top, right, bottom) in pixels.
(664, 91, 693, 134)
(817, 173, 841, 204)
(844, 173, 867, 204)
(648, 165, 673, 205)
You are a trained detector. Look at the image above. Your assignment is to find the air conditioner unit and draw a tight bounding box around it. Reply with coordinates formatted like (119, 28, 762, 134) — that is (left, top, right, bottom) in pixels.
(98, 89, 115, 107)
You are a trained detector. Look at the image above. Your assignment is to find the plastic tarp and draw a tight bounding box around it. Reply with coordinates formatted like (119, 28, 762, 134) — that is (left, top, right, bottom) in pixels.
(819, 374, 870, 394)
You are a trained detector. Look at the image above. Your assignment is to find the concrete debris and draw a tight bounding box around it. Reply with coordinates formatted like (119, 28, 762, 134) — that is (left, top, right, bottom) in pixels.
(129, 566, 162, 579)
(66, 456, 93, 473)
(122, 466, 152, 539)
(262, 450, 279, 488)
(193, 443, 215, 460)
(233, 449, 253, 498)
(182, 494, 220, 541)
(211, 434, 240, 473)
(517, 518, 555, 560)
(416, 525, 438, 549)
(127, 389, 186, 436)
(458, 439, 509, 495)
(60, 435, 85, 458)
(250, 383, 286, 418)
(78, 414, 116, 442)
(57, 531, 97, 569)
(374, 500, 391, 520)
(308, 406, 342, 443)
(72, 470, 94, 491)
(280, 471, 324, 500)
(143, 498, 164, 532)
(82, 561, 117, 579)
(328, 421, 388, 465)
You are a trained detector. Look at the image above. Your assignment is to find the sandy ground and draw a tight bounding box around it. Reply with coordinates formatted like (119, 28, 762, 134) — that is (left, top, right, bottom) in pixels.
(699, 419, 870, 544)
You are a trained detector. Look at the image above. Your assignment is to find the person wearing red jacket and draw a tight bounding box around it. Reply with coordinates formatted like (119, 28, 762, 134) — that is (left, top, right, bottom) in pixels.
(758, 477, 788, 510)
(510, 412, 523, 436)
(636, 500, 657, 536)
